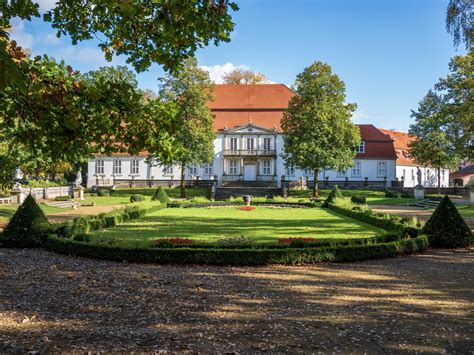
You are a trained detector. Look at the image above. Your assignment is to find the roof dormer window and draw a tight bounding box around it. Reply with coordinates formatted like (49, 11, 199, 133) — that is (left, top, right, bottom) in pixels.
(356, 141, 365, 153)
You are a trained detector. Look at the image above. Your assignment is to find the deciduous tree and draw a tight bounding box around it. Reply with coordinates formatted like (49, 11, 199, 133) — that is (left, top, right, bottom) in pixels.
(281, 61, 360, 198)
(446, 0, 473, 50)
(409, 90, 461, 194)
(223, 68, 269, 84)
(157, 58, 215, 198)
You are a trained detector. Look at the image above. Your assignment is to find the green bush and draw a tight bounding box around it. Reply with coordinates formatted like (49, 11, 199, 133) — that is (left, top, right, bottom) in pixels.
(97, 190, 111, 197)
(328, 203, 417, 233)
(322, 185, 344, 207)
(333, 185, 343, 199)
(152, 186, 171, 204)
(401, 227, 419, 239)
(130, 194, 146, 203)
(1, 195, 53, 247)
(216, 236, 255, 247)
(351, 195, 366, 205)
(385, 190, 401, 198)
(423, 195, 472, 248)
(54, 195, 71, 201)
(45, 235, 429, 265)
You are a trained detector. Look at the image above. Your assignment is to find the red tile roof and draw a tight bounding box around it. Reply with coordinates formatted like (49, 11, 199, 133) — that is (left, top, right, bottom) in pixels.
(379, 129, 417, 165)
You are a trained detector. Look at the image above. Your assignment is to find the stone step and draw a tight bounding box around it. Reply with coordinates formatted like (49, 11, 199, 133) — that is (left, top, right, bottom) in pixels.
(410, 199, 440, 209)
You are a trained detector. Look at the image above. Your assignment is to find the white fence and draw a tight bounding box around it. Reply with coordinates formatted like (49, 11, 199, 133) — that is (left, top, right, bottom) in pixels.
(20, 186, 73, 201)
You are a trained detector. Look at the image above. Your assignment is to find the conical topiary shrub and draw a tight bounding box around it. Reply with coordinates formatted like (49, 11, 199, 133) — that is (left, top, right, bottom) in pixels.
(423, 195, 472, 248)
(322, 185, 344, 208)
(1, 195, 53, 247)
(151, 186, 171, 204)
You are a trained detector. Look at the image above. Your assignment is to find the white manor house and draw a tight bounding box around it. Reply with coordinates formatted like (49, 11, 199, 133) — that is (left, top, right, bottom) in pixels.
(87, 84, 449, 189)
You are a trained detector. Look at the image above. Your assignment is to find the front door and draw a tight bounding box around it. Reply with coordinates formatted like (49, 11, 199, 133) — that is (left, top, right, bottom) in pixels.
(244, 164, 257, 181)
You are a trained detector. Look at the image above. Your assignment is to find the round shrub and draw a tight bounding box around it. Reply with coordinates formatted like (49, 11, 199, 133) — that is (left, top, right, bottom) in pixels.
(382, 234, 401, 242)
(385, 190, 401, 198)
(130, 194, 146, 203)
(333, 185, 343, 199)
(1, 195, 53, 247)
(423, 195, 472, 248)
(351, 195, 366, 205)
(152, 186, 170, 204)
(55, 195, 71, 201)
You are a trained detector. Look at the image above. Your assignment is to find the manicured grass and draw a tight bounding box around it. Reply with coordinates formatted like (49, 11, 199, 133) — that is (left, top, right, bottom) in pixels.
(109, 187, 209, 199)
(289, 189, 416, 206)
(457, 205, 474, 218)
(0, 204, 64, 223)
(92, 206, 385, 245)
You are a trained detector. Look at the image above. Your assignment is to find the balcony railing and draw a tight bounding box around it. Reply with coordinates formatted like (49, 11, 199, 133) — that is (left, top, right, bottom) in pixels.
(223, 149, 276, 156)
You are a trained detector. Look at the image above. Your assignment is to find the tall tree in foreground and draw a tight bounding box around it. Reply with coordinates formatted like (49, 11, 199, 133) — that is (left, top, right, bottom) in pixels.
(223, 68, 269, 84)
(409, 91, 461, 194)
(446, 0, 473, 50)
(158, 58, 215, 198)
(281, 61, 360, 198)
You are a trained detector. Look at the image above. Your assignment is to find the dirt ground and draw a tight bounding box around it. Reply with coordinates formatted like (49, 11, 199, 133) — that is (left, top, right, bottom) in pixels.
(0, 248, 472, 353)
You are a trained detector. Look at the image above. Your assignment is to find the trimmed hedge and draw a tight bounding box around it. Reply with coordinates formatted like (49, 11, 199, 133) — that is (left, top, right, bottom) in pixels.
(328, 203, 418, 233)
(351, 195, 366, 205)
(130, 194, 146, 203)
(45, 235, 428, 266)
(385, 190, 401, 198)
(55, 195, 71, 201)
(59, 203, 167, 238)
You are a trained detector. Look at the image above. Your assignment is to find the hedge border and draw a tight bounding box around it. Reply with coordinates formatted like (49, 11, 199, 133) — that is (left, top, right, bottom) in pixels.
(45, 235, 428, 265)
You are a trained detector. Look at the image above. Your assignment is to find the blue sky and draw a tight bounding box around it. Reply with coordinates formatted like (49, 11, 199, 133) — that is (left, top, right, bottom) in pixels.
(11, 0, 467, 131)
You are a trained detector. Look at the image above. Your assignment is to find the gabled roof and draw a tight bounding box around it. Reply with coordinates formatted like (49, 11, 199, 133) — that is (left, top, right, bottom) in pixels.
(379, 128, 416, 165)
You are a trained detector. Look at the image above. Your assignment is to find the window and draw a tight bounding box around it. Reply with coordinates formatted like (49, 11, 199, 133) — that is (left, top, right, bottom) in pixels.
(402, 169, 406, 180)
(304, 169, 312, 176)
(286, 167, 295, 176)
(411, 169, 415, 181)
(351, 161, 361, 177)
(188, 166, 197, 175)
(377, 161, 387, 177)
(336, 170, 347, 178)
(204, 164, 213, 175)
(262, 160, 271, 175)
(229, 160, 238, 175)
(95, 160, 104, 174)
(163, 166, 173, 175)
(229, 137, 238, 150)
(246, 138, 255, 150)
(263, 138, 271, 151)
(356, 141, 365, 153)
(130, 159, 140, 175)
(113, 160, 122, 175)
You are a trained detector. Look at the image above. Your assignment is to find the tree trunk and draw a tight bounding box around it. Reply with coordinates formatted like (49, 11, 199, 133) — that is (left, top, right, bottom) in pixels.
(437, 167, 441, 195)
(35, 163, 41, 180)
(312, 169, 319, 198)
(180, 162, 186, 199)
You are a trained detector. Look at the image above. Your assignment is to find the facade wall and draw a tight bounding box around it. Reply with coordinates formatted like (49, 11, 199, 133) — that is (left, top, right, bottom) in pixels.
(87, 132, 397, 188)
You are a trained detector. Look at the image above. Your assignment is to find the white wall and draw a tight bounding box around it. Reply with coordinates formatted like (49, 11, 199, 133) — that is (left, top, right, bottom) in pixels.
(396, 165, 450, 188)
(87, 134, 397, 188)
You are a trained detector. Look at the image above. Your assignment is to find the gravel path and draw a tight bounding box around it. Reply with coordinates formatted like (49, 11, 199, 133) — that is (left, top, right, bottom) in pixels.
(0, 248, 473, 353)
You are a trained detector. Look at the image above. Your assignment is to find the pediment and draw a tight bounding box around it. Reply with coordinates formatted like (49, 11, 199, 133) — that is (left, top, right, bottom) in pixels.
(222, 123, 277, 134)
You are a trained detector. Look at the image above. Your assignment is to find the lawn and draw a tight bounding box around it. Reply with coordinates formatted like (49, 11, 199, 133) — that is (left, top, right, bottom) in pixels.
(457, 205, 474, 219)
(92, 206, 385, 245)
(289, 189, 417, 205)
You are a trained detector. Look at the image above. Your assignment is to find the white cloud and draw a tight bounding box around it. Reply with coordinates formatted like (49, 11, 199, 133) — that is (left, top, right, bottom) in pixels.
(9, 20, 34, 49)
(36, 0, 56, 12)
(199, 63, 250, 84)
(351, 109, 371, 123)
(42, 31, 61, 45)
(57, 46, 109, 65)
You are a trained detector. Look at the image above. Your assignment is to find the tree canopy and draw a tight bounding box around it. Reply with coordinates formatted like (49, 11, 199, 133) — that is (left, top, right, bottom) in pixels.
(222, 68, 269, 84)
(446, 0, 473, 50)
(281, 61, 360, 198)
(409, 90, 461, 192)
(158, 57, 216, 198)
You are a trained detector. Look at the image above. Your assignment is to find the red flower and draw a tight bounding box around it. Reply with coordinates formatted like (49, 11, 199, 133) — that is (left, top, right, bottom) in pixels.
(154, 238, 194, 245)
(239, 206, 256, 211)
